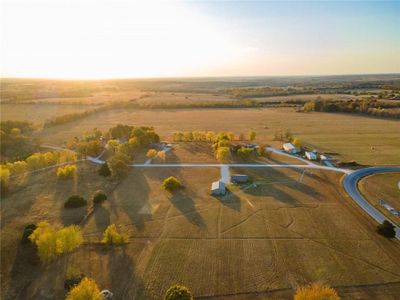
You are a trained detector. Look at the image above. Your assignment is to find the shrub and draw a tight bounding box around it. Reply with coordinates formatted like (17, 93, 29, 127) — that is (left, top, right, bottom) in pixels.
(294, 283, 340, 300)
(64, 265, 84, 291)
(93, 191, 107, 205)
(165, 284, 193, 300)
(65, 195, 87, 209)
(57, 164, 77, 179)
(21, 224, 37, 244)
(162, 176, 182, 191)
(101, 224, 127, 245)
(146, 149, 158, 159)
(157, 151, 166, 160)
(98, 163, 111, 177)
(66, 277, 101, 300)
(237, 147, 254, 159)
(248, 130, 256, 141)
(29, 221, 83, 263)
(377, 220, 396, 238)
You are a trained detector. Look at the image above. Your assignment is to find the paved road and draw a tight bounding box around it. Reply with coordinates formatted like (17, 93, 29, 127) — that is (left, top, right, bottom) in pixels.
(343, 167, 400, 239)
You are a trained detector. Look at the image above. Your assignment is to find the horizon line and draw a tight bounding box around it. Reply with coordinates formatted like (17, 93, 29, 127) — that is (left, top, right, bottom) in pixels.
(2, 72, 400, 81)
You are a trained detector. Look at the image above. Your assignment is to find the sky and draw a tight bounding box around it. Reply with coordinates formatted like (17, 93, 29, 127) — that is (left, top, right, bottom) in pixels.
(1, 0, 399, 79)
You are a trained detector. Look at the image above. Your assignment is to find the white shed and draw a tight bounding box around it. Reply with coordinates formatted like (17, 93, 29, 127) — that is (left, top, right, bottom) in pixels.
(305, 151, 317, 160)
(283, 143, 300, 154)
(211, 181, 226, 196)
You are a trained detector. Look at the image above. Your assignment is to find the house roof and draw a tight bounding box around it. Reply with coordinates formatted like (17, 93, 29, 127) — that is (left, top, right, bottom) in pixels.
(211, 181, 225, 190)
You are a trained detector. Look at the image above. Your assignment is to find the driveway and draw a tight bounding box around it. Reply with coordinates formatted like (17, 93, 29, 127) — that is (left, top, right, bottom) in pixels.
(343, 167, 400, 239)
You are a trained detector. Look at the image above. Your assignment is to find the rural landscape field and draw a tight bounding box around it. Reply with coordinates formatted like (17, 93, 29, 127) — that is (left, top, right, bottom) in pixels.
(1, 1, 400, 300)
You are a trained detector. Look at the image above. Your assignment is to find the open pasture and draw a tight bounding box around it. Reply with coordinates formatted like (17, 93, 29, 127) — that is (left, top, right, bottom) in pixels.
(2, 160, 400, 299)
(37, 107, 400, 165)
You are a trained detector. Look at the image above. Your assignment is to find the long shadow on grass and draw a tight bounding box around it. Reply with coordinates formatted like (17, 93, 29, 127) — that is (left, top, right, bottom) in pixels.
(106, 247, 146, 299)
(94, 205, 111, 232)
(110, 171, 151, 231)
(213, 191, 241, 212)
(170, 189, 206, 229)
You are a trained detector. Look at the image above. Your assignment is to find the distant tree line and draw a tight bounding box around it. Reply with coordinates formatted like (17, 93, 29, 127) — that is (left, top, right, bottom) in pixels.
(303, 99, 400, 119)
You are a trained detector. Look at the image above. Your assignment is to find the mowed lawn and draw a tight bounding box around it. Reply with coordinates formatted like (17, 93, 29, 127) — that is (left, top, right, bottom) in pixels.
(2, 161, 400, 299)
(38, 107, 400, 165)
(359, 172, 400, 226)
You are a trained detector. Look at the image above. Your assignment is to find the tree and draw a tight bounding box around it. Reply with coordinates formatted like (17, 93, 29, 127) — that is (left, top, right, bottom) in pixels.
(147, 149, 158, 159)
(376, 220, 396, 238)
(101, 224, 127, 245)
(237, 147, 254, 159)
(0, 166, 10, 195)
(292, 138, 302, 147)
(57, 165, 77, 179)
(108, 153, 130, 178)
(294, 283, 340, 300)
(29, 221, 83, 263)
(162, 176, 182, 191)
(93, 191, 107, 205)
(216, 147, 230, 162)
(165, 284, 193, 300)
(98, 163, 111, 177)
(157, 151, 166, 161)
(248, 130, 256, 141)
(66, 277, 101, 300)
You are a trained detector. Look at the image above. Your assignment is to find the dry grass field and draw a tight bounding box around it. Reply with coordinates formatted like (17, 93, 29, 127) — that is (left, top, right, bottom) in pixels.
(1, 103, 94, 123)
(2, 146, 400, 299)
(359, 172, 400, 226)
(37, 107, 400, 165)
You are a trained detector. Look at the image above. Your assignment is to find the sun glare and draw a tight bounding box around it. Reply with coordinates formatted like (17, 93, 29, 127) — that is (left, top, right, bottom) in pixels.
(1, 0, 241, 79)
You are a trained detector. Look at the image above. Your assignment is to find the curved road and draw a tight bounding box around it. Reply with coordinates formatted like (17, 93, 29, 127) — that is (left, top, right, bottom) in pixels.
(343, 167, 400, 239)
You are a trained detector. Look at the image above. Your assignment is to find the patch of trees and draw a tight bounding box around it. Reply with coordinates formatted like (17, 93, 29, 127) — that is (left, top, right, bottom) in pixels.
(376, 220, 396, 238)
(98, 163, 111, 177)
(228, 86, 315, 98)
(57, 164, 77, 179)
(29, 221, 83, 263)
(109, 124, 160, 145)
(101, 224, 128, 245)
(212, 132, 232, 162)
(165, 284, 193, 300)
(303, 99, 400, 119)
(107, 153, 130, 179)
(162, 176, 183, 191)
(294, 283, 340, 300)
(236, 147, 255, 159)
(136, 99, 262, 109)
(0, 120, 39, 162)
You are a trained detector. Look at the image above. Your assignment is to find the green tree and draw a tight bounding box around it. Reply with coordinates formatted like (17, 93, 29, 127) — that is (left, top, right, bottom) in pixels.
(377, 220, 396, 238)
(237, 147, 254, 159)
(165, 284, 193, 300)
(98, 163, 111, 177)
(248, 130, 256, 141)
(162, 176, 182, 191)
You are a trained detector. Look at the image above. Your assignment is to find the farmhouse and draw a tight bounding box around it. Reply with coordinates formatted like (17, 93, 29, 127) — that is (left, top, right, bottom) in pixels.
(320, 154, 331, 161)
(211, 181, 226, 196)
(283, 143, 300, 154)
(231, 174, 249, 183)
(305, 151, 317, 160)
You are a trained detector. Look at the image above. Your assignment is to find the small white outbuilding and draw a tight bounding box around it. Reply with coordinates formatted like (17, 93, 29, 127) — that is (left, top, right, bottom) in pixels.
(283, 143, 300, 154)
(305, 151, 317, 160)
(211, 181, 226, 196)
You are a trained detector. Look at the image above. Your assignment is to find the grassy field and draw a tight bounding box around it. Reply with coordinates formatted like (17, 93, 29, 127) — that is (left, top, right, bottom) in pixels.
(359, 172, 400, 226)
(37, 107, 400, 165)
(2, 145, 400, 299)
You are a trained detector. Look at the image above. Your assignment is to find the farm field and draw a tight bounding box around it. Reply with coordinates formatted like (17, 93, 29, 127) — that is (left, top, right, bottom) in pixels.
(0, 103, 95, 124)
(2, 158, 400, 299)
(359, 172, 400, 226)
(37, 107, 400, 165)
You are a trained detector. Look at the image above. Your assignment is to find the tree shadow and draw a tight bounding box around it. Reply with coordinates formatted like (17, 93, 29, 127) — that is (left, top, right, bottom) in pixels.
(94, 205, 111, 232)
(170, 189, 206, 229)
(106, 247, 146, 299)
(5, 242, 40, 300)
(213, 190, 241, 212)
(60, 206, 87, 226)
